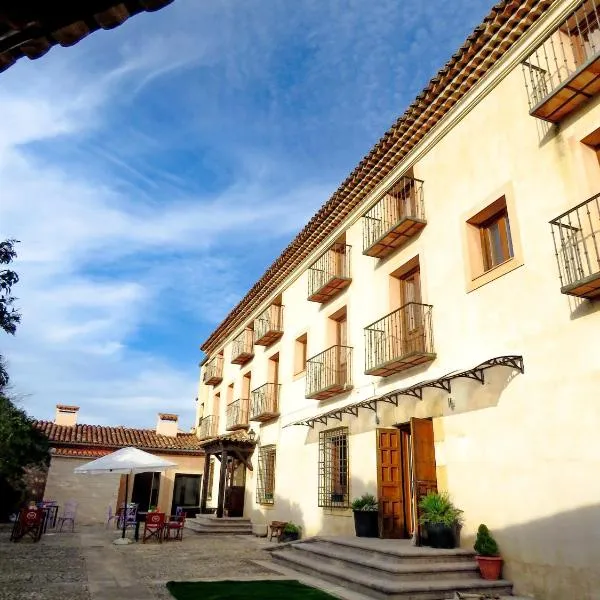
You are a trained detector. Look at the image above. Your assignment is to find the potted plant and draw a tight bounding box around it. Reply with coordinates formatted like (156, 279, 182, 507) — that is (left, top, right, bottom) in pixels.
(474, 524, 503, 580)
(281, 522, 301, 542)
(351, 493, 379, 538)
(418, 491, 463, 549)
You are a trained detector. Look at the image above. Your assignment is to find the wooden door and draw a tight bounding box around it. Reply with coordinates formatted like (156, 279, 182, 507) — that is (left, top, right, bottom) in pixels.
(410, 418, 437, 544)
(336, 315, 348, 385)
(400, 269, 424, 355)
(377, 428, 404, 538)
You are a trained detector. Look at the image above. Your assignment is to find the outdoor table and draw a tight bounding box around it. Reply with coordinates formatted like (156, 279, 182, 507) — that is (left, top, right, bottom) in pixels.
(41, 505, 59, 532)
(134, 512, 148, 542)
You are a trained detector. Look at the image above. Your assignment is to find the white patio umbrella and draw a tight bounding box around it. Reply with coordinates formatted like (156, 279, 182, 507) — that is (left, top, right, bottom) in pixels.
(74, 447, 177, 544)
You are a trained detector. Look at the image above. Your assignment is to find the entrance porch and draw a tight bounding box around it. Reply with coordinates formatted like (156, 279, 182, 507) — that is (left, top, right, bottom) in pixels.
(198, 430, 257, 520)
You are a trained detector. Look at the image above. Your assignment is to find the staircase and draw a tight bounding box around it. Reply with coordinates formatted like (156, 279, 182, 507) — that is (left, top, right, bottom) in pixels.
(185, 514, 253, 535)
(269, 536, 513, 600)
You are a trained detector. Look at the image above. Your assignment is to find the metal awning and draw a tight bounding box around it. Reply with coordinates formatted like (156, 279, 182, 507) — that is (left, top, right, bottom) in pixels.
(286, 355, 524, 428)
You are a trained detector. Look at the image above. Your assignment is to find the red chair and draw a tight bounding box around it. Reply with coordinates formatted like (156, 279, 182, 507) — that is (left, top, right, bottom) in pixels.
(10, 508, 44, 542)
(142, 512, 165, 543)
(164, 513, 186, 541)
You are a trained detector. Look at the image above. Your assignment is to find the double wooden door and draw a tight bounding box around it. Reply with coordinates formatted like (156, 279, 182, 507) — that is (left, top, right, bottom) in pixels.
(377, 418, 437, 539)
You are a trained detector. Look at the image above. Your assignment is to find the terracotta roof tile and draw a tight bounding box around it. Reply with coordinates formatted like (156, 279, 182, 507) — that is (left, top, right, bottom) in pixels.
(0, 1, 174, 74)
(200, 0, 553, 354)
(33, 421, 203, 455)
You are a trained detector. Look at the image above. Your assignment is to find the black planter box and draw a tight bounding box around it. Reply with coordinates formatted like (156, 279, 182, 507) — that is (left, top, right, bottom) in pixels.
(353, 510, 379, 537)
(424, 522, 456, 548)
(281, 531, 300, 542)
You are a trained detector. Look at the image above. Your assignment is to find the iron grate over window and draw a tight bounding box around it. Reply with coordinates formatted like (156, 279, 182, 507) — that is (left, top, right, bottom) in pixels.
(318, 428, 349, 508)
(256, 445, 276, 505)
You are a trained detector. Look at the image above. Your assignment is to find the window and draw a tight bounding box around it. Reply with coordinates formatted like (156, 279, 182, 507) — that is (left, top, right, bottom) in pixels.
(256, 445, 276, 504)
(206, 459, 215, 501)
(294, 333, 308, 375)
(318, 428, 349, 508)
(468, 196, 513, 272)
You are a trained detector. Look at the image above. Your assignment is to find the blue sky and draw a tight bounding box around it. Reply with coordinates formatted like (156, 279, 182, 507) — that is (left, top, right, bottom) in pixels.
(0, 0, 493, 429)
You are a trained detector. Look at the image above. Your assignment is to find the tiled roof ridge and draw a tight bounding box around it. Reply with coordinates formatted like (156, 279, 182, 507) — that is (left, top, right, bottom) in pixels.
(201, 0, 553, 354)
(33, 420, 203, 452)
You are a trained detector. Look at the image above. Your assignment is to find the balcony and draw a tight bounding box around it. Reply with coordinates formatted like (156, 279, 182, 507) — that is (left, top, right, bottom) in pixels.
(226, 399, 250, 431)
(203, 355, 223, 386)
(307, 243, 352, 303)
(364, 302, 435, 377)
(250, 383, 280, 422)
(522, 0, 600, 123)
(231, 328, 254, 365)
(363, 176, 425, 259)
(253, 305, 283, 347)
(550, 192, 600, 298)
(306, 345, 353, 400)
(198, 415, 218, 440)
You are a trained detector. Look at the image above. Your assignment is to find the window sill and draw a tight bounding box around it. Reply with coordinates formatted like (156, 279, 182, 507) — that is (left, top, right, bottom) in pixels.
(467, 256, 524, 292)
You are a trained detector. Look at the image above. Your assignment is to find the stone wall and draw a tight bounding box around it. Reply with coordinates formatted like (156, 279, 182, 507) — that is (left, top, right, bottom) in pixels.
(43, 456, 120, 526)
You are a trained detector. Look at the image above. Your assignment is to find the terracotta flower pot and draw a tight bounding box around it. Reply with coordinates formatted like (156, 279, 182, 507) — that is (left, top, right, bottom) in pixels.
(476, 555, 503, 580)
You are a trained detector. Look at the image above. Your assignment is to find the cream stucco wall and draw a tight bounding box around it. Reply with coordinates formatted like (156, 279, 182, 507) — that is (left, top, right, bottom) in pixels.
(196, 3, 600, 598)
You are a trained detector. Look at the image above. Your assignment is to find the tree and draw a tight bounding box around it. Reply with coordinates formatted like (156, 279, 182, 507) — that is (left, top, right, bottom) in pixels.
(0, 240, 49, 519)
(0, 239, 21, 388)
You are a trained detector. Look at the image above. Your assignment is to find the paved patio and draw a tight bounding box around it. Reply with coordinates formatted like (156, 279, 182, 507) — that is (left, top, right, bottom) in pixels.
(0, 524, 279, 600)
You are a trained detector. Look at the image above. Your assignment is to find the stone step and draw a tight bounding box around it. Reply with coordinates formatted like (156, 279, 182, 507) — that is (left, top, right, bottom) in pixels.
(314, 537, 477, 565)
(185, 520, 253, 535)
(271, 549, 513, 600)
(193, 515, 252, 526)
(293, 542, 480, 582)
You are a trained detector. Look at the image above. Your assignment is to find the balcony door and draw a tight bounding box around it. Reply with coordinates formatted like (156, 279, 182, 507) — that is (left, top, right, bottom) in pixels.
(399, 267, 423, 356)
(335, 313, 348, 386)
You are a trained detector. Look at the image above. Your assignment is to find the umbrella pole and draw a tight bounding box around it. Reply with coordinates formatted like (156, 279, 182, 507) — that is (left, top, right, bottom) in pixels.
(122, 473, 129, 539)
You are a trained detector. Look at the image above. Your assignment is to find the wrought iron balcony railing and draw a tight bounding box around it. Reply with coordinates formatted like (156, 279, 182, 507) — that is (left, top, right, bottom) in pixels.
(250, 383, 280, 422)
(198, 415, 218, 440)
(231, 328, 254, 365)
(522, 0, 600, 122)
(364, 302, 435, 377)
(550, 192, 600, 298)
(306, 345, 353, 400)
(307, 244, 352, 303)
(226, 399, 250, 431)
(253, 305, 284, 347)
(363, 176, 425, 258)
(203, 355, 223, 386)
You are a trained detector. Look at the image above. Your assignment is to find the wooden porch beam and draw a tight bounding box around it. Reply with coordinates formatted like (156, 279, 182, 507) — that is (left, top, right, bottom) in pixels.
(216, 449, 228, 518)
(199, 453, 211, 514)
(231, 449, 253, 471)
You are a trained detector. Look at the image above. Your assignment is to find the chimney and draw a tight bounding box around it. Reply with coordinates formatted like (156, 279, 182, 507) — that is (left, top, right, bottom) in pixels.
(55, 404, 79, 427)
(157, 413, 178, 437)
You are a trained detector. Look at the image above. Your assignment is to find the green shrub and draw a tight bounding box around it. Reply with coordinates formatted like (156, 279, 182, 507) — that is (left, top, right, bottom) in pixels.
(283, 522, 301, 534)
(418, 491, 463, 526)
(474, 524, 499, 556)
(351, 493, 378, 511)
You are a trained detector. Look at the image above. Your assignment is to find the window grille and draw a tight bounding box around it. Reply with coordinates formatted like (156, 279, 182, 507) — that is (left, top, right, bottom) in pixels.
(256, 445, 276, 505)
(318, 428, 349, 508)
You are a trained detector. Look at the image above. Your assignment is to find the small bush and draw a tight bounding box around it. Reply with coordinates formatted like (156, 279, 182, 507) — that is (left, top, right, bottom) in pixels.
(351, 493, 378, 511)
(474, 524, 500, 556)
(418, 491, 463, 526)
(283, 522, 301, 534)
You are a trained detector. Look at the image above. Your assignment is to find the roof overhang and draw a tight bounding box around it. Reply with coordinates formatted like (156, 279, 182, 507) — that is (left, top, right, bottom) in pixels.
(0, 1, 174, 74)
(286, 355, 524, 428)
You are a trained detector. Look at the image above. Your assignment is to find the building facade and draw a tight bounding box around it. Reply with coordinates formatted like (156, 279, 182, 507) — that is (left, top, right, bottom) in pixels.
(35, 405, 205, 524)
(196, 1, 600, 598)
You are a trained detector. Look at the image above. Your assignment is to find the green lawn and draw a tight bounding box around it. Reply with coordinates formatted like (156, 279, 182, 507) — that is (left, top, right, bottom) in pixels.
(166, 579, 339, 599)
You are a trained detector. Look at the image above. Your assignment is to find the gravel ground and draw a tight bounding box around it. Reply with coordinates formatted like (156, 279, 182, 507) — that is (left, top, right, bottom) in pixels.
(0, 524, 277, 600)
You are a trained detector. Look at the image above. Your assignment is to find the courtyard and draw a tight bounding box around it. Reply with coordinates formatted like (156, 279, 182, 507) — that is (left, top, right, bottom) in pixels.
(0, 525, 287, 600)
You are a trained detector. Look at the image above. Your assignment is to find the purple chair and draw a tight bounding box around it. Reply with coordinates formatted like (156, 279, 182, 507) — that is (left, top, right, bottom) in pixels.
(57, 501, 78, 532)
(117, 503, 138, 532)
